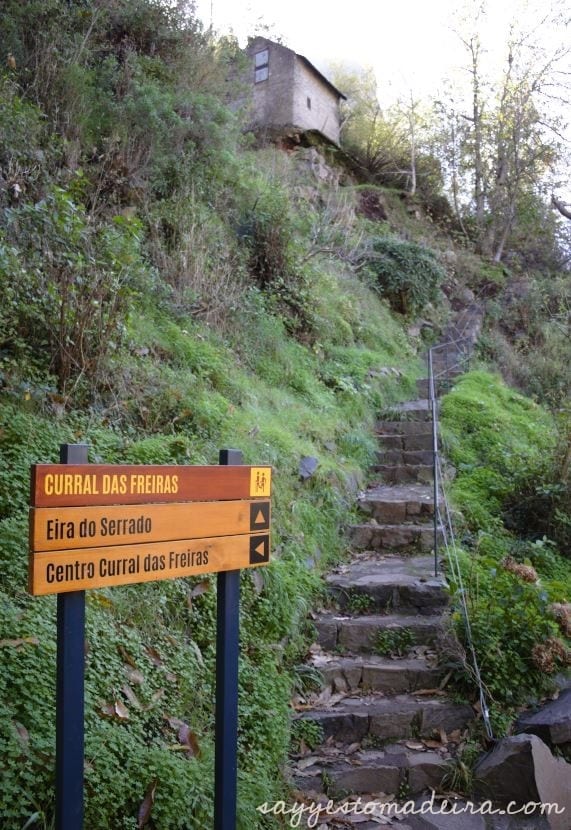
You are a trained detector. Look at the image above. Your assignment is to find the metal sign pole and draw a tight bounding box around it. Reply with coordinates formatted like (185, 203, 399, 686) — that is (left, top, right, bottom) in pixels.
(214, 448, 243, 830)
(55, 443, 89, 830)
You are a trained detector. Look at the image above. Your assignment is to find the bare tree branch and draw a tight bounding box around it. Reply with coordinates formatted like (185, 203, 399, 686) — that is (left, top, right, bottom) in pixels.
(551, 193, 571, 220)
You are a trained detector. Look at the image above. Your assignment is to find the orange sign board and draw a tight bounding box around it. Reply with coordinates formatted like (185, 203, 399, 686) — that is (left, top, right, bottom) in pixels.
(31, 464, 272, 507)
(29, 533, 271, 595)
(30, 500, 270, 552)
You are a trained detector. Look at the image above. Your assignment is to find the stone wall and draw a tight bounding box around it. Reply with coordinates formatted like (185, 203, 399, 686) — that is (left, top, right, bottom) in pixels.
(291, 58, 341, 145)
(246, 37, 294, 130)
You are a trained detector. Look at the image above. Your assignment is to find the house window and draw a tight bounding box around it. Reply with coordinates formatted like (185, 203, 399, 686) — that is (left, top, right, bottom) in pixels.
(306, 97, 312, 110)
(254, 49, 269, 83)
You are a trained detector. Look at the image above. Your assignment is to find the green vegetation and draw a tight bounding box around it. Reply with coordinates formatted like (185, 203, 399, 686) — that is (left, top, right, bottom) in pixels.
(440, 371, 556, 529)
(289, 720, 324, 753)
(440, 372, 571, 722)
(0, 3, 427, 826)
(366, 237, 445, 316)
(481, 272, 571, 409)
(346, 591, 375, 615)
(374, 627, 414, 657)
(0, 0, 569, 825)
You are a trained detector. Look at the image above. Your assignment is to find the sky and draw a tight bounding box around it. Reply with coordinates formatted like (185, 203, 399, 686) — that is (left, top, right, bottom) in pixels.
(195, 0, 462, 100)
(192, 0, 558, 104)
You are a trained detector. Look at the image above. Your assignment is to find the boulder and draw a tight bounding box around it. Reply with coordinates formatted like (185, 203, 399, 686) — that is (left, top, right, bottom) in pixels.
(407, 796, 486, 830)
(473, 734, 571, 830)
(299, 456, 318, 481)
(515, 689, 571, 748)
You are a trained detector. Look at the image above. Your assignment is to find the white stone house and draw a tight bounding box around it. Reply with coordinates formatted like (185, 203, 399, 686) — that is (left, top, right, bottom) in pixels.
(242, 36, 346, 147)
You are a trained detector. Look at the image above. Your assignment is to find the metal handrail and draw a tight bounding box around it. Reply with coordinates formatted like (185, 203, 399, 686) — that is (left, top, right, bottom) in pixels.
(425, 310, 495, 740)
(427, 335, 474, 577)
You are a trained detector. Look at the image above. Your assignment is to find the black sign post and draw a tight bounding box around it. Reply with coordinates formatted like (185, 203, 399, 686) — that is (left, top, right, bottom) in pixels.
(214, 449, 242, 830)
(55, 443, 89, 830)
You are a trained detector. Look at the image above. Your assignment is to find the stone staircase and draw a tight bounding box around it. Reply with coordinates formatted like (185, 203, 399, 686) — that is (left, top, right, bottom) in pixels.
(288, 308, 484, 825)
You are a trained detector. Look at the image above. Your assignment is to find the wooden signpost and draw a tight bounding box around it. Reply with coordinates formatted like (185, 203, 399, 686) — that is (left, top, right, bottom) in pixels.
(28, 446, 272, 830)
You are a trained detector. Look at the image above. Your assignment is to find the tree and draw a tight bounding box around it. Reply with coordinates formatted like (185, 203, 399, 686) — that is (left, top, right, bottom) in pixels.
(435, 2, 570, 263)
(330, 64, 436, 198)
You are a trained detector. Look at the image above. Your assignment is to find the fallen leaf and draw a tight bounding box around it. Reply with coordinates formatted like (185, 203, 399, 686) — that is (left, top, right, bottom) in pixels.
(187, 580, 211, 609)
(178, 723, 200, 757)
(323, 693, 345, 708)
(125, 667, 145, 685)
(190, 580, 210, 599)
(145, 646, 163, 667)
(296, 757, 317, 771)
(122, 684, 141, 709)
(439, 728, 448, 745)
(188, 640, 205, 669)
(0, 638, 39, 648)
(137, 779, 157, 828)
(414, 688, 445, 696)
(405, 742, 425, 751)
(422, 739, 442, 749)
(100, 700, 130, 721)
(118, 645, 137, 668)
(13, 721, 29, 744)
(143, 688, 165, 710)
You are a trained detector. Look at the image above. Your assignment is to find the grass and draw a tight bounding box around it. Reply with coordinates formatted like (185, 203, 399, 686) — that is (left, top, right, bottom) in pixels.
(0, 244, 419, 828)
(439, 371, 570, 717)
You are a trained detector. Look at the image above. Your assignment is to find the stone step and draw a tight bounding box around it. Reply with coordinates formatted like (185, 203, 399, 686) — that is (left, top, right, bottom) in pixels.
(375, 420, 433, 437)
(379, 399, 433, 422)
(290, 744, 449, 798)
(314, 612, 445, 653)
(295, 692, 474, 743)
(348, 521, 441, 552)
(371, 464, 433, 485)
(376, 432, 434, 451)
(375, 449, 433, 466)
(326, 555, 448, 615)
(416, 378, 457, 399)
(358, 484, 434, 523)
(311, 653, 443, 695)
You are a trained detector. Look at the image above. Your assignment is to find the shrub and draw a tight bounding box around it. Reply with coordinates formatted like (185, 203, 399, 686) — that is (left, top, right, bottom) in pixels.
(451, 560, 568, 707)
(0, 188, 148, 394)
(365, 236, 445, 315)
